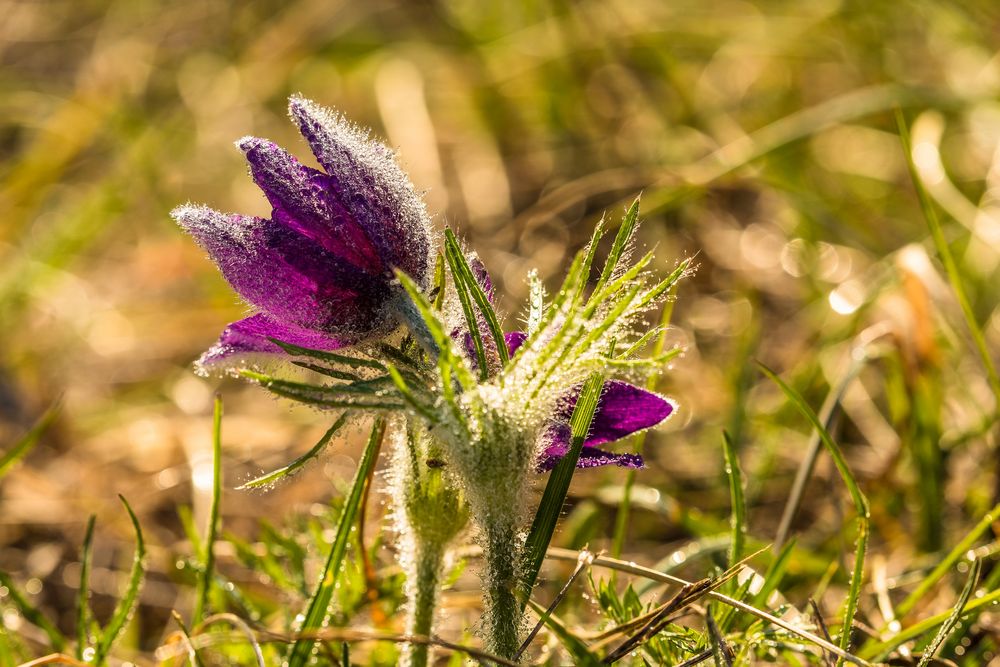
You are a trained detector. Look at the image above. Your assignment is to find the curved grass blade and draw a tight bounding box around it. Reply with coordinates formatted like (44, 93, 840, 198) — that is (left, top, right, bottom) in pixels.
(76, 515, 96, 659)
(758, 363, 869, 664)
(915, 558, 981, 667)
(238, 413, 350, 490)
(193, 395, 223, 623)
(95, 495, 145, 664)
(0, 570, 65, 651)
(287, 417, 386, 667)
(518, 372, 604, 609)
(0, 400, 60, 479)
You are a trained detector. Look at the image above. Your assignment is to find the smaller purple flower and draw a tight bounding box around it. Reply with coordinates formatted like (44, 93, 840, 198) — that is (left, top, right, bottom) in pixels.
(173, 96, 433, 371)
(467, 264, 676, 471)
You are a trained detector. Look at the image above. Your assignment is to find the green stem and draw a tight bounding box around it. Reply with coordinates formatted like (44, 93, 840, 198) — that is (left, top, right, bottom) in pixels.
(483, 517, 523, 661)
(402, 541, 445, 667)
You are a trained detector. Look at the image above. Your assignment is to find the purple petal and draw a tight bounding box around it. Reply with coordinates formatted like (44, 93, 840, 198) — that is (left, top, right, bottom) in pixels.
(197, 313, 350, 370)
(537, 442, 645, 472)
(173, 204, 393, 336)
(287, 96, 433, 288)
(582, 380, 676, 448)
(505, 331, 528, 357)
(237, 137, 384, 274)
(537, 381, 676, 471)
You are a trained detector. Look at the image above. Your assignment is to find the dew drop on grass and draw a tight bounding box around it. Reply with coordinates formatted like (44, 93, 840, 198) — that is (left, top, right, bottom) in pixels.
(82, 647, 96, 661)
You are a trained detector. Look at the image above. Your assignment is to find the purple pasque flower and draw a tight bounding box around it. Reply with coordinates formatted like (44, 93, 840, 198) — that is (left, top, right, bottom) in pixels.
(173, 96, 433, 370)
(464, 260, 676, 471)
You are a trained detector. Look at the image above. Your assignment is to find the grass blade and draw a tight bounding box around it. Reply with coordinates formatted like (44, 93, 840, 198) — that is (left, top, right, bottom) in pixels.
(193, 395, 223, 623)
(238, 413, 351, 490)
(75, 515, 96, 659)
(0, 400, 60, 479)
(915, 558, 981, 667)
(95, 495, 146, 664)
(758, 363, 869, 663)
(287, 417, 386, 667)
(518, 372, 605, 609)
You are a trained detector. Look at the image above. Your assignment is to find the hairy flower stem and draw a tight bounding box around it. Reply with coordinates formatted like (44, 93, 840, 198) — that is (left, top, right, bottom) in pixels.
(482, 517, 523, 661)
(401, 540, 445, 667)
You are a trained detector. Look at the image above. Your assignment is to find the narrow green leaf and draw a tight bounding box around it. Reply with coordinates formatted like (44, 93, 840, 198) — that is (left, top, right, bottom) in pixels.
(443, 232, 490, 378)
(594, 197, 641, 296)
(0, 400, 60, 479)
(76, 515, 96, 659)
(95, 495, 146, 664)
(444, 229, 509, 366)
(287, 418, 386, 667)
(518, 372, 605, 608)
(193, 395, 223, 622)
(0, 570, 65, 651)
(290, 361, 364, 382)
(526, 270, 544, 336)
(915, 558, 981, 667)
(239, 370, 406, 410)
(268, 338, 386, 370)
(238, 414, 351, 490)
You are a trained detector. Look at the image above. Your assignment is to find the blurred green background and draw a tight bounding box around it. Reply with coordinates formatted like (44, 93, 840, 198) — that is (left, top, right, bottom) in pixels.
(2, 0, 1000, 660)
